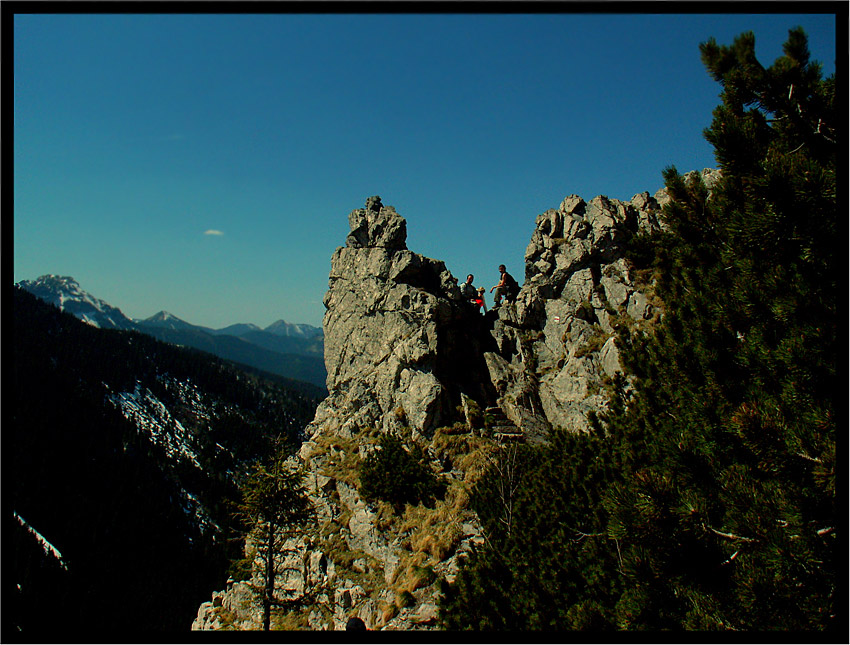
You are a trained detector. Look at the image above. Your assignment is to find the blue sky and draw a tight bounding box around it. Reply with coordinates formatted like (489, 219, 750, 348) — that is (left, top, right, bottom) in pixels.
(13, 10, 837, 328)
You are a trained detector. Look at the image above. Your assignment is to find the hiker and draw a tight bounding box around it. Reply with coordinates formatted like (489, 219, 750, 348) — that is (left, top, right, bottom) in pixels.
(459, 274, 477, 300)
(474, 287, 488, 313)
(490, 265, 519, 306)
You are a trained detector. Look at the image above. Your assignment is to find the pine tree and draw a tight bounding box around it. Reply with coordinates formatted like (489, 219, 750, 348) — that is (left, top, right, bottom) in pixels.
(236, 451, 314, 631)
(439, 430, 622, 630)
(439, 27, 836, 631)
(359, 434, 444, 510)
(598, 26, 836, 630)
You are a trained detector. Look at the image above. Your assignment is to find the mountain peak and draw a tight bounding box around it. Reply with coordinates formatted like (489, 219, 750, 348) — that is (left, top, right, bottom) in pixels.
(16, 275, 135, 330)
(18, 274, 83, 299)
(137, 310, 202, 332)
(213, 322, 262, 337)
(264, 319, 322, 338)
(148, 311, 182, 322)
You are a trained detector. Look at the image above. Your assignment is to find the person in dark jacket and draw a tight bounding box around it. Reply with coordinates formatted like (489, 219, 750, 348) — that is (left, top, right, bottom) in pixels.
(490, 264, 519, 306)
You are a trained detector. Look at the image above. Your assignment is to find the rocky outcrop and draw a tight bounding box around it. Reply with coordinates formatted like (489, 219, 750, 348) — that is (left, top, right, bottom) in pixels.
(193, 197, 494, 632)
(484, 191, 663, 434)
(483, 168, 719, 434)
(193, 172, 719, 631)
(304, 195, 494, 442)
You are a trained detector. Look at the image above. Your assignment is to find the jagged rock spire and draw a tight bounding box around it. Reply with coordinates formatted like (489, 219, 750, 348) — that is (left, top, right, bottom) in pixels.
(308, 197, 484, 442)
(346, 195, 408, 250)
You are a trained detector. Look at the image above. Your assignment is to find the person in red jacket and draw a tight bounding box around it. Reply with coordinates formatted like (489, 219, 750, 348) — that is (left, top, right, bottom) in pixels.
(473, 287, 488, 313)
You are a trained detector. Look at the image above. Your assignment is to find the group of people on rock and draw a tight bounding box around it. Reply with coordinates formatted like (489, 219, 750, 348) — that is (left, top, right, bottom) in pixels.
(458, 265, 520, 313)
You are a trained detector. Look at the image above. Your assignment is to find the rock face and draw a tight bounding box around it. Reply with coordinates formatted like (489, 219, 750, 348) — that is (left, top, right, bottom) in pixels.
(193, 197, 494, 632)
(305, 196, 494, 442)
(485, 191, 664, 434)
(481, 169, 721, 436)
(192, 172, 719, 631)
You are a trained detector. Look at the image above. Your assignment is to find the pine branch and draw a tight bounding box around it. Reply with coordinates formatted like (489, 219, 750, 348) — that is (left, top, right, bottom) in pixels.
(568, 526, 607, 542)
(796, 451, 823, 464)
(704, 524, 759, 543)
(720, 550, 740, 566)
(815, 118, 836, 143)
(614, 538, 624, 574)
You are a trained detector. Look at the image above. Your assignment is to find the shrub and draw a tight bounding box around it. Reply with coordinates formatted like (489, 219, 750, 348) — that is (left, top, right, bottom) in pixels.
(359, 434, 443, 509)
(226, 556, 254, 581)
(574, 326, 611, 358)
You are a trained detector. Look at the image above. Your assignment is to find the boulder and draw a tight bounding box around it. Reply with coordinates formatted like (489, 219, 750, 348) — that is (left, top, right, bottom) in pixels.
(599, 336, 623, 378)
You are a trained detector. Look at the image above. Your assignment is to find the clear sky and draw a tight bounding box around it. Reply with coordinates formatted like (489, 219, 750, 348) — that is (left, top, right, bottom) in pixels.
(13, 10, 837, 329)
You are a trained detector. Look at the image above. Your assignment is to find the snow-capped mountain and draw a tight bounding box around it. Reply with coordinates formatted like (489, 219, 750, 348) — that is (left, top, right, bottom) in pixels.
(17, 275, 326, 387)
(265, 319, 323, 338)
(17, 275, 323, 340)
(138, 310, 211, 332)
(16, 275, 137, 330)
(211, 322, 262, 337)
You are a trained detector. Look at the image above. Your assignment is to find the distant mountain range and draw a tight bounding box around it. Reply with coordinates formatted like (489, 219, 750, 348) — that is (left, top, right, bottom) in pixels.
(10, 286, 323, 632)
(16, 275, 326, 389)
(139, 308, 323, 341)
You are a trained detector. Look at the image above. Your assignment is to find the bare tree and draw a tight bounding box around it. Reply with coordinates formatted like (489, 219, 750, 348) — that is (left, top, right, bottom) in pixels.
(485, 443, 523, 539)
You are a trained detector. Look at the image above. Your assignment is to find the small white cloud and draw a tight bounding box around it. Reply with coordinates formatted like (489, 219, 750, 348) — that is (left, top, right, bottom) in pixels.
(204, 229, 225, 236)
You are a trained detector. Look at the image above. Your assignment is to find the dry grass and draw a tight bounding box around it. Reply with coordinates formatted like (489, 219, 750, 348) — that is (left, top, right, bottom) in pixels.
(209, 607, 238, 630)
(396, 590, 416, 609)
(430, 427, 473, 459)
(630, 267, 666, 324)
(454, 440, 500, 486)
(376, 428, 494, 599)
(392, 441, 491, 563)
(407, 504, 462, 561)
(272, 606, 312, 630)
(378, 599, 398, 626)
(310, 428, 381, 487)
(390, 550, 438, 602)
(374, 500, 395, 531)
(431, 427, 498, 484)
(321, 523, 364, 570)
(306, 425, 501, 621)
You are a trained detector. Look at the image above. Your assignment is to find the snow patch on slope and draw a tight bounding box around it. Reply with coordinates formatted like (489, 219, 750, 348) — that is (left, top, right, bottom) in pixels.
(105, 377, 226, 535)
(108, 380, 201, 468)
(14, 512, 69, 571)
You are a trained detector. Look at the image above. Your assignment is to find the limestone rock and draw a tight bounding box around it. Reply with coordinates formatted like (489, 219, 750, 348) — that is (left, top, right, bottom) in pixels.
(346, 196, 407, 250)
(489, 176, 688, 436)
(599, 336, 623, 378)
(654, 168, 722, 209)
(308, 198, 494, 440)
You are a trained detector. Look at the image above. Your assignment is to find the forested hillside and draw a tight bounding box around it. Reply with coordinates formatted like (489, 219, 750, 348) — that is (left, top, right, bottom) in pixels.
(8, 288, 322, 634)
(134, 325, 327, 390)
(439, 28, 837, 631)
